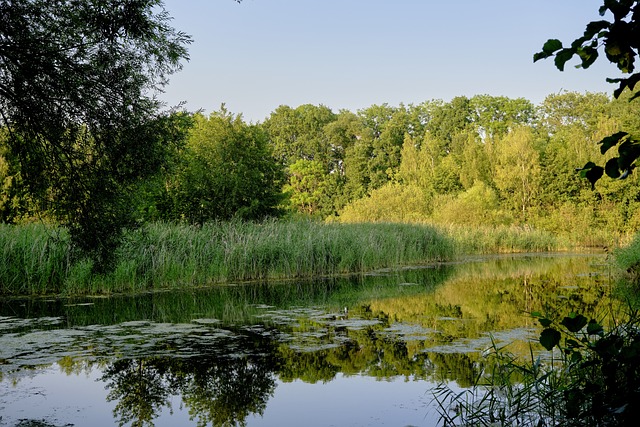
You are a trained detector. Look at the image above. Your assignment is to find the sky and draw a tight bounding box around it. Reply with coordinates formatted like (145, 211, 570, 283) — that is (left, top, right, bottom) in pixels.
(159, 0, 617, 123)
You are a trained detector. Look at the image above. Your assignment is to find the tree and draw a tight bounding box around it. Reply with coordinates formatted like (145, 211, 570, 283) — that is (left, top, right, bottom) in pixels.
(398, 135, 432, 190)
(283, 159, 335, 217)
(534, 0, 640, 187)
(469, 95, 535, 142)
(337, 182, 431, 223)
(536, 92, 616, 205)
(262, 104, 337, 167)
(0, 0, 192, 269)
(494, 127, 542, 221)
(168, 110, 285, 223)
(424, 96, 473, 149)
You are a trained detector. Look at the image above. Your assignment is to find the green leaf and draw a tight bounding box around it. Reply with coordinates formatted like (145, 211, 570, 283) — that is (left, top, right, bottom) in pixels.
(542, 39, 563, 54)
(561, 313, 588, 333)
(584, 20, 610, 38)
(598, 131, 628, 154)
(585, 165, 604, 188)
(579, 161, 597, 171)
(605, 157, 621, 178)
(538, 318, 553, 327)
(540, 328, 561, 351)
(577, 46, 599, 69)
(571, 36, 589, 49)
(570, 351, 583, 363)
(617, 138, 640, 171)
(533, 51, 552, 62)
(587, 320, 604, 336)
(613, 73, 640, 98)
(554, 48, 576, 71)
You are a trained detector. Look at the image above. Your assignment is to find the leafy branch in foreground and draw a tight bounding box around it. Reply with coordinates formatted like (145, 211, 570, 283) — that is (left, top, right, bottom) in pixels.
(535, 0, 640, 188)
(533, 310, 640, 425)
(434, 309, 640, 426)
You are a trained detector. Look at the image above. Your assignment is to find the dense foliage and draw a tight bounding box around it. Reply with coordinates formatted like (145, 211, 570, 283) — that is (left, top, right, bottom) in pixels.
(0, 0, 192, 269)
(162, 109, 285, 223)
(3, 91, 640, 246)
(256, 94, 638, 245)
(3, 0, 640, 273)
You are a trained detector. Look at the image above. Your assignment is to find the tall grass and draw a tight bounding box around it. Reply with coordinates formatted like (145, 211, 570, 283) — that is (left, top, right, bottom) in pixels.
(106, 220, 456, 289)
(433, 309, 640, 426)
(0, 220, 456, 295)
(0, 223, 71, 295)
(442, 224, 562, 254)
(0, 220, 570, 296)
(614, 233, 640, 282)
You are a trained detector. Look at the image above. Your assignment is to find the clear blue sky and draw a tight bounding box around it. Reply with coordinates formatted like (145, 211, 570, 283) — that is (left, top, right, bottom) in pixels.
(160, 0, 616, 122)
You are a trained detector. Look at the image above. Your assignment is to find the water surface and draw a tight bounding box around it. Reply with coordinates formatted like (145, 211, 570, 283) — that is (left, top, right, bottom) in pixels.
(0, 253, 613, 426)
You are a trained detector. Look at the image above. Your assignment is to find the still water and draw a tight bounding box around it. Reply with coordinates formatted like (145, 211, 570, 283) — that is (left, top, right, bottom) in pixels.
(0, 253, 613, 427)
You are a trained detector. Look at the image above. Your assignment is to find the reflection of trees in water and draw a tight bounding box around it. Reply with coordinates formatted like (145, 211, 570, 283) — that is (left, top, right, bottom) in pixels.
(426, 352, 482, 388)
(102, 359, 178, 427)
(367, 255, 614, 343)
(100, 333, 278, 427)
(2, 255, 612, 426)
(178, 355, 276, 427)
(96, 318, 483, 427)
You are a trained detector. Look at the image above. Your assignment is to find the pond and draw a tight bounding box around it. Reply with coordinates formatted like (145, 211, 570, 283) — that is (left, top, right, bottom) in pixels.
(0, 253, 613, 427)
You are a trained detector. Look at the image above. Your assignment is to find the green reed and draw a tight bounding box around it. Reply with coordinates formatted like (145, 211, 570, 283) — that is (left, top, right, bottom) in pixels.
(442, 224, 562, 254)
(0, 223, 70, 295)
(110, 220, 456, 291)
(0, 220, 568, 296)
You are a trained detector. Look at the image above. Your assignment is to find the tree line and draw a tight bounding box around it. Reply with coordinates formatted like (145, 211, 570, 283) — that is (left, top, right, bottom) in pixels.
(3, 0, 640, 271)
(2, 91, 639, 239)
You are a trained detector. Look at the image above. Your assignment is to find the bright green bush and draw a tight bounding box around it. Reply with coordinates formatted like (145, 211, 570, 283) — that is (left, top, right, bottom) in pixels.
(430, 181, 512, 227)
(337, 183, 432, 223)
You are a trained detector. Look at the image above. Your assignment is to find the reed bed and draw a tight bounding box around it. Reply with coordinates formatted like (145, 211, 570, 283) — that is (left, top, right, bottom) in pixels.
(109, 220, 456, 289)
(442, 224, 562, 254)
(0, 220, 455, 295)
(0, 223, 71, 295)
(0, 220, 565, 296)
(613, 233, 640, 284)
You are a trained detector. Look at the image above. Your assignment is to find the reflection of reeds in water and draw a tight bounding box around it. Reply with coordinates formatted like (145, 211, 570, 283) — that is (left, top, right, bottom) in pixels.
(2, 264, 454, 327)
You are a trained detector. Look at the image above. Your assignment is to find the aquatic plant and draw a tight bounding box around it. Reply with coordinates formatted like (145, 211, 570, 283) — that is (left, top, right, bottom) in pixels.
(433, 309, 640, 426)
(0, 220, 456, 295)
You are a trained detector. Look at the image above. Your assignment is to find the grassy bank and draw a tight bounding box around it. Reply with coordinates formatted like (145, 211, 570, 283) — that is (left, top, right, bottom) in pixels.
(1, 221, 454, 295)
(442, 224, 562, 254)
(0, 220, 562, 296)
